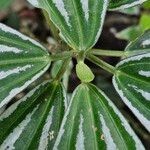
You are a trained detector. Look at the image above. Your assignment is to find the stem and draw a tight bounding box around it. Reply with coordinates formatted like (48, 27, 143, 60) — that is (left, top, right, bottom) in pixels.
(77, 51, 86, 62)
(55, 58, 71, 81)
(50, 51, 73, 61)
(87, 54, 115, 74)
(91, 49, 126, 57)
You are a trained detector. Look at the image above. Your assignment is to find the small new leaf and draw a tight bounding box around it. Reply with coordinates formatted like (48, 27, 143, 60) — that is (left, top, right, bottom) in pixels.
(54, 83, 144, 150)
(76, 61, 94, 83)
(0, 23, 51, 108)
(0, 81, 67, 149)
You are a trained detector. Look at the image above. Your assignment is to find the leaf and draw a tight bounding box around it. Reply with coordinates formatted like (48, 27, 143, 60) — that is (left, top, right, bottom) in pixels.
(76, 61, 94, 82)
(0, 0, 13, 10)
(51, 60, 63, 79)
(0, 23, 50, 108)
(125, 30, 150, 56)
(115, 14, 150, 43)
(109, 0, 148, 10)
(115, 26, 142, 42)
(27, 0, 108, 51)
(54, 83, 145, 150)
(113, 53, 150, 132)
(0, 81, 67, 149)
(143, 0, 150, 9)
(139, 14, 150, 32)
(117, 6, 140, 15)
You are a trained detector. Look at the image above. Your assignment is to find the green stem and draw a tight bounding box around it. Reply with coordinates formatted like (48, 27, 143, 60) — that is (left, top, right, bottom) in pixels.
(55, 58, 71, 81)
(91, 49, 126, 57)
(77, 51, 86, 62)
(87, 54, 115, 74)
(50, 51, 73, 61)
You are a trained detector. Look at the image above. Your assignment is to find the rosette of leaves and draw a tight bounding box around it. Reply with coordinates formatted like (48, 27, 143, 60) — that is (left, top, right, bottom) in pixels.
(0, 0, 149, 149)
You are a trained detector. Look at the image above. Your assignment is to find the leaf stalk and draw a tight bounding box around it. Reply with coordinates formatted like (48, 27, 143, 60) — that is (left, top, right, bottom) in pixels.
(91, 49, 126, 57)
(55, 58, 71, 81)
(87, 54, 116, 74)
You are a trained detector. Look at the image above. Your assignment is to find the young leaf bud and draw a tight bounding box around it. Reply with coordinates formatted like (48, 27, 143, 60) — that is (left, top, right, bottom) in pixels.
(76, 61, 94, 83)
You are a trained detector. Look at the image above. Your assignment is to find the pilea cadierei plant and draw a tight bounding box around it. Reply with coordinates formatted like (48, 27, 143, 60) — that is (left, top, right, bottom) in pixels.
(0, 0, 150, 149)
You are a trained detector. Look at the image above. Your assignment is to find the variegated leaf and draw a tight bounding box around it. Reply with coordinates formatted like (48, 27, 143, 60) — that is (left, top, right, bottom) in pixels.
(0, 23, 50, 108)
(0, 81, 67, 149)
(27, 0, 108, 51)
(54, 83, 145, 150)
(109, 0, 148, 10)
(125, 30, 150, 56)
(113, 53, 150, 132)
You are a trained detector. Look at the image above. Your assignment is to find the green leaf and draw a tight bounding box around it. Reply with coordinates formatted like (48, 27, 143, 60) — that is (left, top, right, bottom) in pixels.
(0, 23, 50, 108)
(113, 53, 150, 132)
(117, 7, 140, 15)
(27, 0, 108, 51)
(115, 14, 150, 43)
(51, 60, 63, 79)
(109, 0, 148, 10)
(139, 14, 150, 32)
(115, 26, 142, 42)
(0, 81, 67, 149)
(76, 61, 94, 82)
(143, 0, 150, 9)
(125, 30, 150, 56)
(54, 83, 144, 149)
(0, 0, 13, 10)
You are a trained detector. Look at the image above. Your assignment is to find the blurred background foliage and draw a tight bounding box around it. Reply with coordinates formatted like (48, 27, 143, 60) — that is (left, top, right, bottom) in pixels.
(0, 0, 150, 149)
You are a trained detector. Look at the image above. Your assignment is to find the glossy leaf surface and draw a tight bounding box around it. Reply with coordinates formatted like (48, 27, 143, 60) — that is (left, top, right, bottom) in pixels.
(0, 81, 67, 149)
(0, 23, 50, 108)
(113, 53, 150, 132)
(54, 83, 144, 150)
(27, 0, 108, 51)
(125, 30, 150, 56)
(109, 0, 148, 10)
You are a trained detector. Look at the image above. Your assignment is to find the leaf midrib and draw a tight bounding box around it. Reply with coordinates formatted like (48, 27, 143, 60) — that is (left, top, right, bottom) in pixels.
(44, 0, 78, 50)
(0, 56, 49, 66)
(88, 85, 129, 150)
(118, 62, 150, 69)
(0, 84, 49, 143)
(0, 35, 46, 54)
(27, 83, 58, 149)
(70, 0, 84, 50)
(116, 70, 150, 85)
(0, 64, 49, 100)
(85, 85, 99, 150)
(116, 76, 150, 116)
(66, 89, 81, 149)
